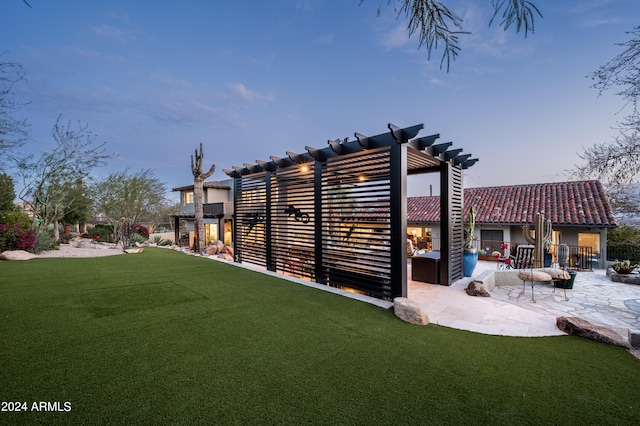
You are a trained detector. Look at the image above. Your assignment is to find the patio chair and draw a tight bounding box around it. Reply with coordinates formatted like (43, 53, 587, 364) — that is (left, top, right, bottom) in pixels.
(508, 245, 534, 269)
(557, 243, 569, 269)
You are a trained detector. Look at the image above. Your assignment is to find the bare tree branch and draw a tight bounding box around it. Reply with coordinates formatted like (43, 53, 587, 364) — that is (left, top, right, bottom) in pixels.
(362, 0, 542, 71)
(0, 59, 30, 167)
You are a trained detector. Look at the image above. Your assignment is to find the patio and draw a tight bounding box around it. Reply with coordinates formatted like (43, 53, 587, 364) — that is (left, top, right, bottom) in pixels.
(408, 260, 640, 340)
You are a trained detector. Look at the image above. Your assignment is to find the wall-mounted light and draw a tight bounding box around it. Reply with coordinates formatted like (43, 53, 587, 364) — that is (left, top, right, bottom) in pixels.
(300, 165, 309, 173)
(358, 175, 366, 182)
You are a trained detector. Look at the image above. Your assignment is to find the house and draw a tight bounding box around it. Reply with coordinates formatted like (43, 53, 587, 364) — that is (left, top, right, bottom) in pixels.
(171, 179, 234, 247)
(407, 180, 617, 268)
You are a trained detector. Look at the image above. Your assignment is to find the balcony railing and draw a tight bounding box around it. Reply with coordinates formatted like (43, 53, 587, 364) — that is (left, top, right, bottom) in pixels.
(180, 202, 233, 217)
(203, 203, 225, 216)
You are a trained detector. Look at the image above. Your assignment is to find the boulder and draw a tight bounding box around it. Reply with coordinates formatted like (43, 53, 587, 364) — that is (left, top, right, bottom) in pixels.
(76, 241, 95, 249)
(221, 246, 234, 257)
(556, 316, 630, 348)
(0, 250, 36, 261)
(205, 245, 219, 255)
(212, 240, 224, 254)
(393, 297, 429, 325)
(217, 253, 233, 261)
(465, 281, 491, 297)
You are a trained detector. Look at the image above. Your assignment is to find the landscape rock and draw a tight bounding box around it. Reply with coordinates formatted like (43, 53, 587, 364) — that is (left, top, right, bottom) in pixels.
(76, 241, 95, 249)
(556, 316, 630, 348)
(205, 245, 219, 255)
(217, 253, 233, 261)
(0, 250, 36, 261)
(212, 240, 224, 254)
(393, 297, 429, 325)
(465, 281, 491, 297)
(221, 246, 234, 257)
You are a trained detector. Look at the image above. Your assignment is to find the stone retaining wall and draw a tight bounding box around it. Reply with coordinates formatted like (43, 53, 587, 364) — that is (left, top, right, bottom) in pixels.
(474, 269, 523, 292)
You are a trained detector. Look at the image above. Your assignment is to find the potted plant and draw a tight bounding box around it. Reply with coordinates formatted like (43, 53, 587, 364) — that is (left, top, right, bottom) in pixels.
(543, 238, 553, 267)
(612, 259, 638, 274)
(555, 270, 577, 289)
(463, 206, 478, 277)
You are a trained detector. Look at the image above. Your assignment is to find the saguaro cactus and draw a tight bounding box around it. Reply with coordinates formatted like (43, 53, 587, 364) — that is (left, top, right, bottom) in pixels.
(191, 143, 216, 253)
(523, 212, 552, 268)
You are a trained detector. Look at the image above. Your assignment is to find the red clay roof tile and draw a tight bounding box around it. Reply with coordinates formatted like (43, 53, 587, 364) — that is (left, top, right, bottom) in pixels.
(408, 180, 616, 227)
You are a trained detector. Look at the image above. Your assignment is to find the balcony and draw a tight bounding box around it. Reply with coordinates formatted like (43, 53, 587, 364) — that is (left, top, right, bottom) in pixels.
(180, 202, 233, 217)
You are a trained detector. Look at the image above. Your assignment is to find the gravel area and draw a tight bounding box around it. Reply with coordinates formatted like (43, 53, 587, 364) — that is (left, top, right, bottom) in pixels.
(35, 239, 125, 258)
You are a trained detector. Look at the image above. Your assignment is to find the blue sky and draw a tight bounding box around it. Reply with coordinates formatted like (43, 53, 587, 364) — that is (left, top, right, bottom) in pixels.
(2, 0, 638, 200)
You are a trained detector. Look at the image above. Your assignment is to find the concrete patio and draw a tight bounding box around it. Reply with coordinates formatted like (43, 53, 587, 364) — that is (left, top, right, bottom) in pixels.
(408, 260, 640, 342)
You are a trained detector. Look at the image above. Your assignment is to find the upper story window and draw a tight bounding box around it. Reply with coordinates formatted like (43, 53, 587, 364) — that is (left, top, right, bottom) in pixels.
(183, 191, 194, 204)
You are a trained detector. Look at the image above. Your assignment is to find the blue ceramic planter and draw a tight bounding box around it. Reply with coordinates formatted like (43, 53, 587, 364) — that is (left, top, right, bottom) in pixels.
(463, 250, 478, 277)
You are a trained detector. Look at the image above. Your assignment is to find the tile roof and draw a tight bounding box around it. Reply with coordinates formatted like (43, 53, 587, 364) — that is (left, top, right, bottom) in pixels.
(408, 180, 617, 228)
(171, 181, 231, 192)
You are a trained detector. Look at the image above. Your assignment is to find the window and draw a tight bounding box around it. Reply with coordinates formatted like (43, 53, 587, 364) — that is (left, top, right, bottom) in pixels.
(183, 191, 194, 204)
(578, 233, 600, 253)
(205, 224, 218, 246)
(480, 230, 503, 254)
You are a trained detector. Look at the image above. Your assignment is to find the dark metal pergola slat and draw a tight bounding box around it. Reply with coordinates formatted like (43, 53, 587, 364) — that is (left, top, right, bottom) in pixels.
(224, 122, 478, 301)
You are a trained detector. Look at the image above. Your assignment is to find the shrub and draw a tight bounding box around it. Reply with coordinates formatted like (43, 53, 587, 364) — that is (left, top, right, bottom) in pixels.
(58, 233, 73, 244)
(88, 224, 115, 243)
(151, 235, 164, 245)
(1, 210, 32, 228)
(0, 224, 36, 252)
(33, 232, 58, 254)
(132, 224, 149, 240)
(130, 233, 146, 245)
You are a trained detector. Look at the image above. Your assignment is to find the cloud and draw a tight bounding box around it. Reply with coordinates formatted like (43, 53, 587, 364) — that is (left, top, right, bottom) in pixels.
(151, 71, 189, 87)
(381, 24, 411, 49)
(228, 83, 275, 104)
(581, 16, 625, 27)
(90, 23, 137, 43)
(314, 33, 334, 44)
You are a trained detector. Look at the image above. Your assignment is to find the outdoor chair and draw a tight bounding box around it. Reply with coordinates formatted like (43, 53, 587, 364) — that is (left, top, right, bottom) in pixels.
(507, 245, 534, 269)
(557, 243, 569, 269)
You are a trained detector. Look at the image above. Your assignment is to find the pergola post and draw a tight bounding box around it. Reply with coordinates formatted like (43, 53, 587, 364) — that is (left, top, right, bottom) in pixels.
(233, 177, 240, 262)
(390, 142, 408, 298)
(314, 161, 325, 284)
(173, 216, 180, 247)
(265, 171, 273, 271)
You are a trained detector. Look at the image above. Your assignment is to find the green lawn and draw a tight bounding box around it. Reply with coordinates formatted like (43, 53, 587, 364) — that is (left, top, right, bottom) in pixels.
(0, 248, 637, 425)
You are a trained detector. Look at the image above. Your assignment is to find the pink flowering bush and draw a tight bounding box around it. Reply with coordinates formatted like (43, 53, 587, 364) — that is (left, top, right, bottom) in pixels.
(132, 224, 149, 239)
(0, 224, 37, 252)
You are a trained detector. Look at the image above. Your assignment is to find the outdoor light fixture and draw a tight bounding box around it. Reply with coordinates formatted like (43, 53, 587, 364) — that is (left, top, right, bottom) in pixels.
(358, 175, 366, 182)
(300, 165, 309, 173)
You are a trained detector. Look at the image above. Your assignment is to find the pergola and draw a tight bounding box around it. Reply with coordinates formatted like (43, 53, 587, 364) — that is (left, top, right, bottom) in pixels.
(224, 123, 478, 301)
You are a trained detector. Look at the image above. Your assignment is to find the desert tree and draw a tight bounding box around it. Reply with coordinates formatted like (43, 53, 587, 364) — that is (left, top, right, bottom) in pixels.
(190, 143, 215, 253)
(363, 0, 542, 70)
(0, 59, 29, 170)
(573, 26, 640, 213)
(16, 115, 110, 240)
(91, 169, 168, 248)
(143, 200, 179, 233)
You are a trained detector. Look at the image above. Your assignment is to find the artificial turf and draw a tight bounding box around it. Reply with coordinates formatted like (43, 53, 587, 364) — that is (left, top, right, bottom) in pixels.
(0, 248, 637, 425)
